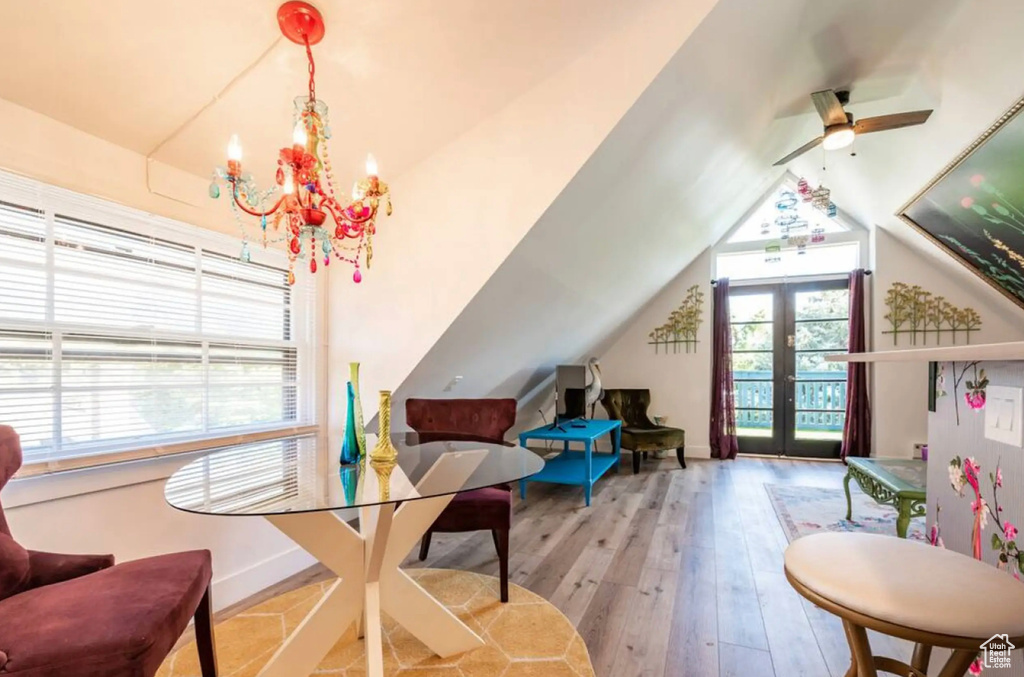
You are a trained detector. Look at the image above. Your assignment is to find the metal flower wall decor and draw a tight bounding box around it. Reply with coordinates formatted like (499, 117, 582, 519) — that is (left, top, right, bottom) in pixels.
(883, 282, 982, 346)
(649, 285, 704, 354)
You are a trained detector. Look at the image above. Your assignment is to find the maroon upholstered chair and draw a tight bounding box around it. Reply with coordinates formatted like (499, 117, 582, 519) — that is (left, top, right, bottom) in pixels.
(0, 425, 218, 677)
(405, 398, 516, 603)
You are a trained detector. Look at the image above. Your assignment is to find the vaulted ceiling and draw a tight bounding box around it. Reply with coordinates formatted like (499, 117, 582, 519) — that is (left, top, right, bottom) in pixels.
(0, 0, 661, 187)
(391, 0, 1024, 420)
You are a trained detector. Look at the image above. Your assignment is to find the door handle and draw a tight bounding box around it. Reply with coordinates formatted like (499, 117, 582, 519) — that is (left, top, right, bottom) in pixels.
(787, 334, 795, 348)
(786, 375, 796, 383)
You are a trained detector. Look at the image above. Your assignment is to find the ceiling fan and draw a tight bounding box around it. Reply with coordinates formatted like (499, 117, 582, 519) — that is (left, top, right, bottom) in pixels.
(773, 89, 933, 166)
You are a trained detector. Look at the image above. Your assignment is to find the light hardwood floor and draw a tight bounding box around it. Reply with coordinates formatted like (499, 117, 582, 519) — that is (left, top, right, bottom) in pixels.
(213, 456, 915, 677)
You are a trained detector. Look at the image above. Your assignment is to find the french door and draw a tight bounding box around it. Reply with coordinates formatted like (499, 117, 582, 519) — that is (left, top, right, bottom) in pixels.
(730, 279, 850, 458)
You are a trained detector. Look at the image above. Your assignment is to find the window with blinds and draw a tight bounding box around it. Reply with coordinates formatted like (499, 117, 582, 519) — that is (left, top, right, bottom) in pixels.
(0, 173, 318, 472)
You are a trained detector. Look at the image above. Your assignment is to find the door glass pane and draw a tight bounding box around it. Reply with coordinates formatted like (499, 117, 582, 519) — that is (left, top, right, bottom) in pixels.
(796, 353, 847, 373)
(794, 289, 849, 320)
(794, 289, 849, 441)
(736, 409, 773, 438)
(734, 329, 772, 352)
(731, 292, 774, 442)
(795, 320, 849, 350)
(731, 294, 773, 323)
(735, 381, 773, 409)
(734, 351, 772, 371)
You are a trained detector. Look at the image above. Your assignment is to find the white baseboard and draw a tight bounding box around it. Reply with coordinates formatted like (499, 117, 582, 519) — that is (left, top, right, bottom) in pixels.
(687, 445, 712, 459)
(212, 545, 317, 611)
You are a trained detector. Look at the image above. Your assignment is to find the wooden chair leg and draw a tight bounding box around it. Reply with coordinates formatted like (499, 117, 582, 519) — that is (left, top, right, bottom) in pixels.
(911, 643, 932, 674)
(937, 650, 979, 677)
(676, 446, 686, 469)
(632, 450, 641, 474)
(842, 619, 878, 677)
(194, 584, 218, 677)
(419, 530, 433, 561)
(494, 528, 510, 603)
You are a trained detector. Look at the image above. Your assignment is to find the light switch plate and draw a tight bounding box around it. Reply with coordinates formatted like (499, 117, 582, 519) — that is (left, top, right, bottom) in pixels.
(985, 385, 1024, 447)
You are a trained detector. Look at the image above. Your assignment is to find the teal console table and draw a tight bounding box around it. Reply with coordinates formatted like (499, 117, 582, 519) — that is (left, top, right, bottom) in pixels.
(518, 419, 621, 506)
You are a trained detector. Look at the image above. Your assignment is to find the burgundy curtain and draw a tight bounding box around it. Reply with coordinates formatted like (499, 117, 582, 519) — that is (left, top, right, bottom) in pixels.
(841, 269, 871, 460)
(710, 278, 739, 460)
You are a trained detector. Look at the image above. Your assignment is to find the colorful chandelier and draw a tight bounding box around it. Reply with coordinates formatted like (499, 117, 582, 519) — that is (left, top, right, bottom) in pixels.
(210, 1, 391, 285)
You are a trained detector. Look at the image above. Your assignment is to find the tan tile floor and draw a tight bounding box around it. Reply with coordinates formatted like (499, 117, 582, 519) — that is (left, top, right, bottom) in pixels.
(159, 569, 594, 677)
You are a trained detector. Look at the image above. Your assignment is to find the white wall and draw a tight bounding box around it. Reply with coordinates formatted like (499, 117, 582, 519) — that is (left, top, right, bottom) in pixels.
(0, 101, 319, 611)
(870, 228, 1024, 458)
(326, 0, 721, 452)
(4, 471, 313, 612)
(0, 97, 241, 237)
(597, 232, 1024, 461)
(599, 249, 714, 459)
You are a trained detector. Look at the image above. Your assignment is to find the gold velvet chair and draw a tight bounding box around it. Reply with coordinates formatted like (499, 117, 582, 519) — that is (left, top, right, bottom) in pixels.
(601, 389, 685, 474)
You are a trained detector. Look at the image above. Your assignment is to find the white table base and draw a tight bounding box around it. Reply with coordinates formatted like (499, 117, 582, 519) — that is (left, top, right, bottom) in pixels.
(256, 457, 488, 677)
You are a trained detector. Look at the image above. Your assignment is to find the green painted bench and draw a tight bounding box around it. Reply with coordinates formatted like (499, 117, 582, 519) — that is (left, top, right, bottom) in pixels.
(844, 458, 926, 539)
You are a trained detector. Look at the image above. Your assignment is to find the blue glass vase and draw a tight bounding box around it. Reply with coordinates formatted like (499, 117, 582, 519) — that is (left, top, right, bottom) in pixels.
(339, 465, 359, 506)
(340, 381, 360, 465)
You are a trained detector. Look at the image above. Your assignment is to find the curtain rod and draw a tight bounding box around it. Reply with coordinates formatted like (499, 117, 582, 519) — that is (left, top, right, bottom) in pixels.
(711, 270, 871, 284)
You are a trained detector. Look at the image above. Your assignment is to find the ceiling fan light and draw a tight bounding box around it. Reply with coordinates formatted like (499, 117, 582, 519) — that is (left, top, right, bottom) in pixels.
(823, 124, 855, 151)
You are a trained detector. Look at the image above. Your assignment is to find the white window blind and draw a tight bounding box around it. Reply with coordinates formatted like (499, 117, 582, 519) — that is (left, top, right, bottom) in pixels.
(0, 172, 318, 471)
(167, 435, 318, 515)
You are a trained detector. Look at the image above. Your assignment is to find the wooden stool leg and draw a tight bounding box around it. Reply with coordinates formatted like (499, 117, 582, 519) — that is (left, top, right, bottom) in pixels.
(842, 620, 878, 677)
(937, 649, 978, 677)
(911, 643, 932, 674)
(841, 620, 858, 677)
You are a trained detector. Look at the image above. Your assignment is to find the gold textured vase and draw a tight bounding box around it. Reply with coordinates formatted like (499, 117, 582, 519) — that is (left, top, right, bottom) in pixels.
(371, 458, 396, 502)
(370, 390, 398, 463)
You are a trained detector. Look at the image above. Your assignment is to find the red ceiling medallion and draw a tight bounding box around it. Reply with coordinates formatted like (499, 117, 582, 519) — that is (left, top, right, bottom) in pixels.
(277, 1, 326, 46)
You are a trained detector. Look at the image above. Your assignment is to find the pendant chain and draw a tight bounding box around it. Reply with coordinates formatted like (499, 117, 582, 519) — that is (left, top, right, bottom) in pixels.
(304, 35, 316, 103)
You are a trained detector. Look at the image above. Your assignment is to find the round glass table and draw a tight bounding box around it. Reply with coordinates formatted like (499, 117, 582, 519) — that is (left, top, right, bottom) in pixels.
(165, 434, 544, 677)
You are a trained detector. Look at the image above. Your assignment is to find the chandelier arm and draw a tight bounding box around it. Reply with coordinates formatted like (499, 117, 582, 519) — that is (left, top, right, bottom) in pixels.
(232, 188, 284, 218)
(322, 201, 364, 237)
(322, 196, 377, 226)
(343, 203, 378, 225)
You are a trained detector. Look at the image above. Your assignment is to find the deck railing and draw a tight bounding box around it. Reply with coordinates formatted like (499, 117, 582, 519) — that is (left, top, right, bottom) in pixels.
(733, 370, 846, 431)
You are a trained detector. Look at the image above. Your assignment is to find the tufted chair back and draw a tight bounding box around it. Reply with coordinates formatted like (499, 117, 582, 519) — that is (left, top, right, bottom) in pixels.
(405, 398, 517, 443)
(600, 389, 656, 429)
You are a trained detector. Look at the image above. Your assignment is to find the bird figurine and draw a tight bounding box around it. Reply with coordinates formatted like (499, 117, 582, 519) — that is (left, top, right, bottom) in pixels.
(584, 357, 603, 419)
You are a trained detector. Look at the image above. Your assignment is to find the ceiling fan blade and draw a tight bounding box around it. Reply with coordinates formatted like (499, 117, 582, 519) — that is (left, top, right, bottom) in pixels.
(773, 136, 824, 166)
(810, 90, 848, 126)
(853, 110, 933, 135)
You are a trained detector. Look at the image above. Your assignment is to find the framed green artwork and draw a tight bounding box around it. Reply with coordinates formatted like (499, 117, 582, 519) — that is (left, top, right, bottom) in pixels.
(899, 95, 1024, 310)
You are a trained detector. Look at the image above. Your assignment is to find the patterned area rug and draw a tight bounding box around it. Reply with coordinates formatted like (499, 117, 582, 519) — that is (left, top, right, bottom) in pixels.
(766, 483, 927, 542)
(159, 568, 594, 677)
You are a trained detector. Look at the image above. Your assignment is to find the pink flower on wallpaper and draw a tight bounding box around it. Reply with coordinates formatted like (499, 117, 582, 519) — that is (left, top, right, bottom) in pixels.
(965, 391, 987, 410)
(1005, 522, 1019, 541)
(970, 173, 986, 187)
(970, 657, 984, 675)
(972, 498, 989, 531)
(961, 196, 975, 209)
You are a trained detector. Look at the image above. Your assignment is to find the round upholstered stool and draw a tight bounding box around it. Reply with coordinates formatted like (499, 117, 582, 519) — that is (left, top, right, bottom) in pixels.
(785, 532, 1024, 677)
